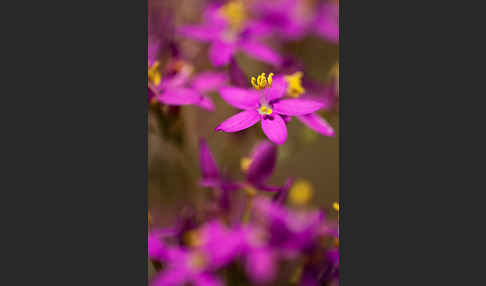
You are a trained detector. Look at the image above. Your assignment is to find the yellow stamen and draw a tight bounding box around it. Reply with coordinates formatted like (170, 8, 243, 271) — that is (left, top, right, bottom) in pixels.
(288, 179, 313, 206)
(188, 251, 207, 271)
(258, 105, 273, 115)
(184, 229, 204, 247)
(241, 157, 252, 172)
(218, 1, 247, 31)
(148, 61, 162, 86)
(284, 71, 305, 98)
(332, 202, 339, 212)
(250, 72, 275, 90)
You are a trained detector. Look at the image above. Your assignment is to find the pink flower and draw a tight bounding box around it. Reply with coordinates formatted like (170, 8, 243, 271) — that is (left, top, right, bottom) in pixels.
(215, 73, 324, 144)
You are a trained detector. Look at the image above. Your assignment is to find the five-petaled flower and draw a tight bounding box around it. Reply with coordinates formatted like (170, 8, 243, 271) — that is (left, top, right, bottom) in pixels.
(178, 1, 282, 67)
(216, 73, 324, 144)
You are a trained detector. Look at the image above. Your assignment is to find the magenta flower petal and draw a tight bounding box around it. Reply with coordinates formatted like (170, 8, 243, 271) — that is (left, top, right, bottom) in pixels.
(148, 235, 168, 262)
(315, 3, 339, 44)
(199, 139, 220, 181)
(191, 72, 227, 93)
(197, 95, 215, 111)
(239, 41, 282, 66)
(265, 76, 287, 102)
(215, 110, 260, 132)
(177, 25, 221, 42)
(272, 99, 324, 116)
(157, 88, 202, 105)
(209, 41, 237, 67)
(261, 114, 287, 145)
(297, 113, 335, 136)
(218, 87, 260, 110)
(194, 274, 224, 286)
(247, 141, 277, 185)
(245, 248, 276, 284)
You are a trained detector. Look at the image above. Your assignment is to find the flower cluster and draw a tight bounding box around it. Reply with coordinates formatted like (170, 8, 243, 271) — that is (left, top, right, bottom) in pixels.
(149, 140, 339, 286)
(148, 0, 339, 284)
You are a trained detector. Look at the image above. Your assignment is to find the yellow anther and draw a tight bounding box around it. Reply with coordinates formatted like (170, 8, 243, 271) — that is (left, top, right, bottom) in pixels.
(268, 73, 274, 88)
(332, 202, 339, 212)
(184, 229, 204, 247)
(245, 186, 258, 197)
(289, 179, 313, 206)
(188, 251, 207, 271)
(148, 61, 162, 86)
(219, 1, 247, 31)
(284, 71, 305, 98)
(241, 157, 252, 172)
(148, 212, 152, 225)
(250, 72, 275, 90)
(258, 105, 273, 115)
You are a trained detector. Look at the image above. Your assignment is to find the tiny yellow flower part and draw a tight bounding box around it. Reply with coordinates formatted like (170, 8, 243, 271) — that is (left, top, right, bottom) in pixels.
(334, 237, 339, 247)
(188, 251, 207, 271)
(148, 60, 162, 86)
(289, 179, 313, 205)
(184, 229, 204, 247)
(251, 72, 274, 90)
(332, 201, 339, 212)
(240, 157, 252, 172)
(148, 212, 152, 225)
(245, 185, 258, 197)
(258, 105, 273, 115)
(284, 71, 305, 98)
(219, 1, 247, 31)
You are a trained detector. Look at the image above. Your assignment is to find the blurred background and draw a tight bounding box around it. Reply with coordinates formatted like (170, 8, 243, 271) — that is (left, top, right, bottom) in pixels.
(148, 0, 338, 234)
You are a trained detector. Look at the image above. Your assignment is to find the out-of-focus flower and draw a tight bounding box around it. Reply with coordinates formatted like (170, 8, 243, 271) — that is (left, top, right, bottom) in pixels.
(178, 1, 282, 67)
(249, 0, 316, 41)
(216, 73, 324, 144)
(288, 179, 314, 206)
(314, 2, 339, 44)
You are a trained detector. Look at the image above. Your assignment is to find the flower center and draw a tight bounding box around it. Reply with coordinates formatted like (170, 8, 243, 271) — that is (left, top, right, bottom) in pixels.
(148, 60, 162, 86)
(258, 104, 273, 115)
(284, 71, 305, 98)
(219, 1, 247, 32)
(251, 73, 274, 90)
(187, 252, 207, 272)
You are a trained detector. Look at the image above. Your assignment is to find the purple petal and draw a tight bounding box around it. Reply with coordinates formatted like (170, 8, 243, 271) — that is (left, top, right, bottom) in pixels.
(247, 141, 277, 185)
(265, 76, 287, 102)
(209, 41, 237, 67)
(297, 113, 335, 136)
(215, 110, 260, 132)
(196, 95, 215, 111)
(315, 3, 339, 44)
(273, 177, 295, 204)
(199, 139, 220, 181)
(177, 25, 221, 42)
(191, 71, 227, 92)
(229, 59, 248, 88)
(272, 99, 324, 116)
(218, 87, 260, 110)
(148, 87, 156, 102)
(194, 274, 224, 286)
(148, 235, 168, 262)
(245, 248, 276, 284)
(239, 41, 282, 66)
(157, 88, 202, 106)
(261, 114, 287, 145)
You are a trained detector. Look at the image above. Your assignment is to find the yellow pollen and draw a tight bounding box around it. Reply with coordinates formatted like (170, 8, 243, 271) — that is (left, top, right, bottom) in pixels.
(245, 185, 258, 197)
(148, 61, 162, 86)
(251, 73, 274, 90)
(258, 105, 273, 115)
(219, 1, 247, 31)
(289, 179, 313, 206)
(241, 157, 252, 172)
(284, 71, 305, 98)
(188, 252, 207, 271)
(184, 229, 204, 247)
(332, 202, 339, 212)
(148, 212, 152, 225)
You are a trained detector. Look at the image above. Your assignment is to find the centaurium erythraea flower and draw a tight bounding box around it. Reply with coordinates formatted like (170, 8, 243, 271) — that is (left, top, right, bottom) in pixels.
(216, 73, 324, 144)
(178, 1, 282, 67)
